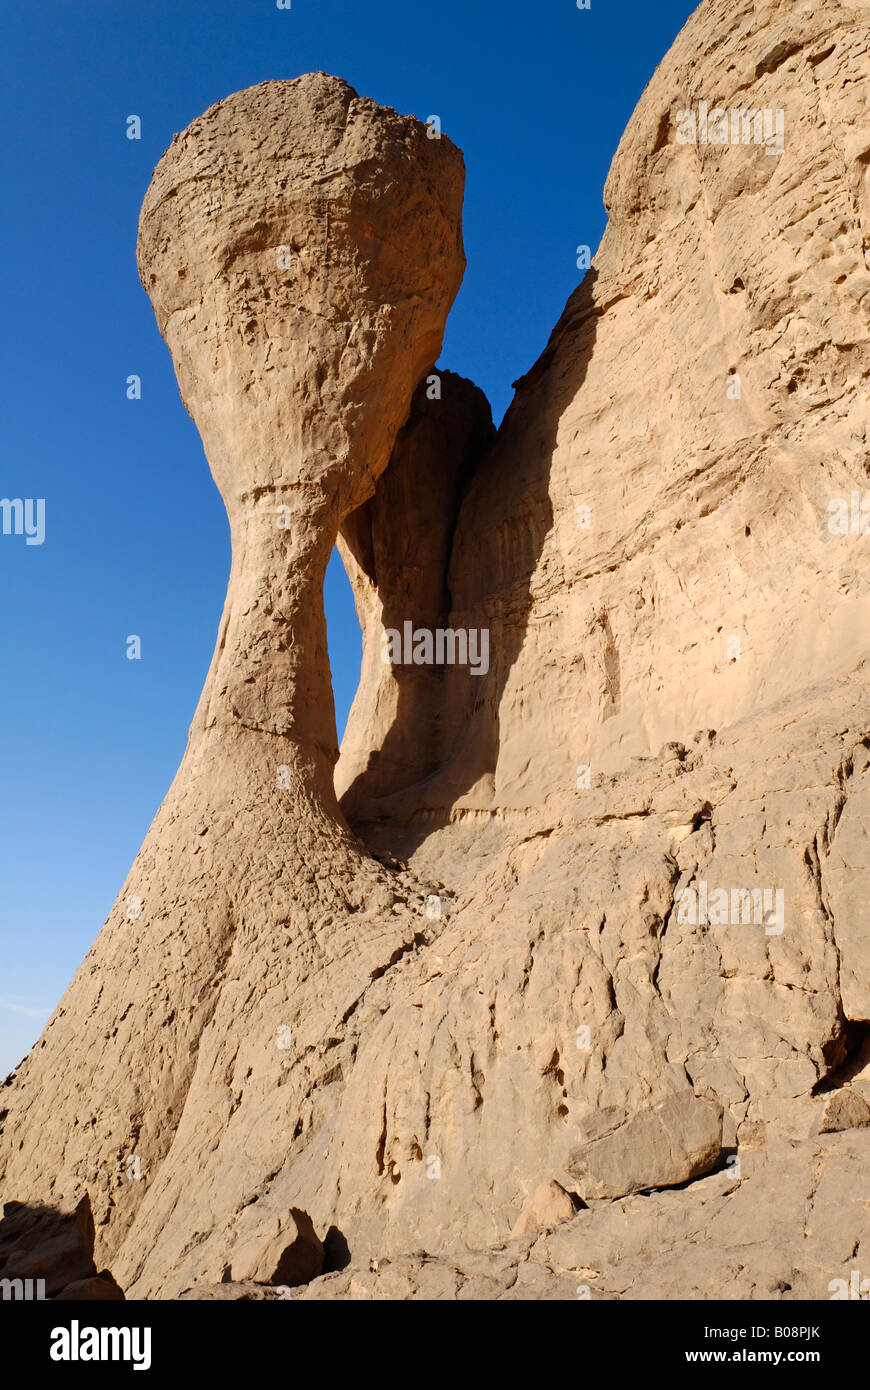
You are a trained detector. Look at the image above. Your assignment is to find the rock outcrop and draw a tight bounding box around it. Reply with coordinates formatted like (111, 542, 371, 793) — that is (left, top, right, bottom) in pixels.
(3, 0, 870, 1301)
(567, 1094, 724, 1200)
(509, 1180, 580, 1241)
(282, 1129, 870, 1301)
(0, 74, 467, 1296)
(337, 369, 495, 815)
(228, 1204, 323, 1287)
(327, 0, 870, 1276)
(0, 1194, 124, 1300)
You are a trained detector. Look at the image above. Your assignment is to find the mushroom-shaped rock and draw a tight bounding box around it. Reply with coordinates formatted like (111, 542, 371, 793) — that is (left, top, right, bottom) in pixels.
(137, 73, 465, 785)
(0, 75, 466, 1298)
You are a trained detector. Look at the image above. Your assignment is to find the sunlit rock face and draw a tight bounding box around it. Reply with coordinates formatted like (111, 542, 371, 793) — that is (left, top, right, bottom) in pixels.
(0, 74, 467, 1296)
(5, 0, 870, 1302)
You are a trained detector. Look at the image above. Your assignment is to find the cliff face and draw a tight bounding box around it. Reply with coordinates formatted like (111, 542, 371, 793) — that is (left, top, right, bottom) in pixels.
(3, 0, 870, 1301)
(344, 0, 870, 829)
(327, 0, 870, 1279)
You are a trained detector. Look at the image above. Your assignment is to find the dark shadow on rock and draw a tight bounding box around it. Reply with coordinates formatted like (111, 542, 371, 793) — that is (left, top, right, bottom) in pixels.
(814, 1020, 870, 1093)
(337, 368, 495, 822)
(0, 1193, 124, 1300)
(268, 1207, 324, 1287)
(338, 272, 600, 855)
(322, 1224, 351, 1273)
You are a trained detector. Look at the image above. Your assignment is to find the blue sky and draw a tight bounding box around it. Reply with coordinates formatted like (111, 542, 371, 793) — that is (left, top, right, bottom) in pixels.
(0, 0, 696, 1076)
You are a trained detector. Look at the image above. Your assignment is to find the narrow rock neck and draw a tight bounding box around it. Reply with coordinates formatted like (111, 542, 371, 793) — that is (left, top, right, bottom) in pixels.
(190, 493, 343, 795)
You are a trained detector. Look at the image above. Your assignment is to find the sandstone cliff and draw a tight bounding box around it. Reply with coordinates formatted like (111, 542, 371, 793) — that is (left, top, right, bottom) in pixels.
(3, 0, 870, 1301)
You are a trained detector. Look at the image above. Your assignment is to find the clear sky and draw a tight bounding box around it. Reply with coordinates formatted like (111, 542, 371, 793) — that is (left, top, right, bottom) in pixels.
(0, 0, 696, 1077)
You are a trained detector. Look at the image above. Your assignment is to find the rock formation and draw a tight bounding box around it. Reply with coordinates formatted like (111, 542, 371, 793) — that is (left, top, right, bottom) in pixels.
(3, 0, 870, 1300)
(0, 73, 468, 1296)
(0, 1195, 124, 1300)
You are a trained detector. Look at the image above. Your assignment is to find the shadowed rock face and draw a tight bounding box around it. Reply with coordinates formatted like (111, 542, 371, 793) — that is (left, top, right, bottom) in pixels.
(336, 369, 496, 814)
(0, 1195, 124, 1300)
(5, 0, 870, 1304)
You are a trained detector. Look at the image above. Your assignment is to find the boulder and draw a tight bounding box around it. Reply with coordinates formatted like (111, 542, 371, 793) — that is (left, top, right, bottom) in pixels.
(229, 1206, 323, 1287)
(0, 1195, 97, 1297)
(510, 1181, 580, 1240)
(818, 1088, 870, 1134)
(55, 1272, 125, 1301)
(567, 1094, 723, 1200)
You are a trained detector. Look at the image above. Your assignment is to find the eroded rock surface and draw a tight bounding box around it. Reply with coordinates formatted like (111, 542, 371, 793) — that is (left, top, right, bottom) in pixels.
(283, 1131, 870, 1301)
(326, 0, 870, 1279)
(0, 1194, 124, 1300)
(0, 74, 466, 1297)
(3, 0, 870, 1302)
(509, 1180, 579, 1240)
(567, 1094, 724, 1200)
(228, 1204, 323, 1287)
